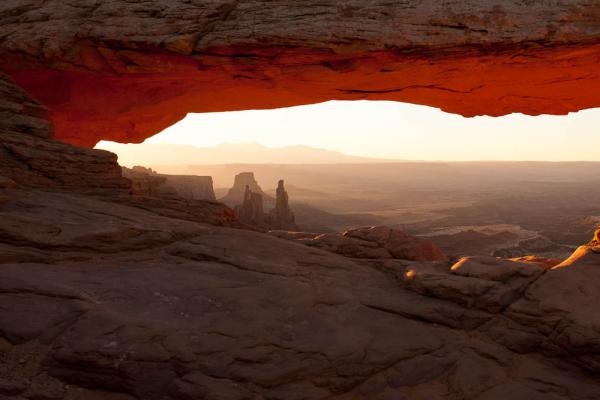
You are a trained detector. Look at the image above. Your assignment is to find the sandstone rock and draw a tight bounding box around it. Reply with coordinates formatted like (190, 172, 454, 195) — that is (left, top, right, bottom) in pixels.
(0, 130, 130, 192)
(552, 243, 600, 269)
(450, 256, 542, 282)
(267, 231, 320, 241)
(230, 177, 299, 231)
(235, 185, 266, 227)
(0, 73, 130, 192)
(0, 175, 16, 206)
(0, 378, 27, 396)
(493, 235, 573, 259)
(0, 176, 16, 189)
(345, 226, 447, 262)
(1, 186, 600, 399)
(163, 175, 216, 202)
(221, 172, 269, 207)
(1, 2, 600, 146)
(122, 166, 167, 196)
(122, 166, 217, 201)
(278, 226, 447, 262)
(2, 6, 600, 396)
(170, 373, 253, 400)
(403, 256, 544, 313)
(509, 255, 562, 270)
(485, 231, 600, 366)
(267, 180, 297, 231)
(308, 232, 394, 259)
(0, 72, 52, 139)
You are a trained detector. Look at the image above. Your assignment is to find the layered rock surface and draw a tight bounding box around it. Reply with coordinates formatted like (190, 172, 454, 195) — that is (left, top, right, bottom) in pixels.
(272, 226, 447, 262)
(123, 166, 217, 201)
(1, 1, 599, 145)
(0, 72, 129, 191)
(2, 187, 600, 399)
(235, 185, 266, 227)
(221, 172, 270, 208)
(268, 180, 298, 231)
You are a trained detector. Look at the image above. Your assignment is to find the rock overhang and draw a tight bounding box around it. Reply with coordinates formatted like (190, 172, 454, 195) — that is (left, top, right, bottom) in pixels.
(1, 0, 599, 147)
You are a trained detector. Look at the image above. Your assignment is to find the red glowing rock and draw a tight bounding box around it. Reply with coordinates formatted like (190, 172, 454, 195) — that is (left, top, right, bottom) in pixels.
(0, 1, 599, 147)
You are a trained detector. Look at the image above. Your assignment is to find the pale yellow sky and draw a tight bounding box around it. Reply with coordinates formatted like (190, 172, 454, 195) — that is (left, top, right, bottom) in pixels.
(97, 101, 600, 162)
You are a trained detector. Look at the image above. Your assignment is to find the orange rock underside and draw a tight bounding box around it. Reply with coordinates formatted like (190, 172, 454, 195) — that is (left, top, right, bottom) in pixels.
(4, 43, 600, 148)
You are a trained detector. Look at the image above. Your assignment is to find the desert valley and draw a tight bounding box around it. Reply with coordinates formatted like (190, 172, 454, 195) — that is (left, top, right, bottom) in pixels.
(109, 142, 600, 262)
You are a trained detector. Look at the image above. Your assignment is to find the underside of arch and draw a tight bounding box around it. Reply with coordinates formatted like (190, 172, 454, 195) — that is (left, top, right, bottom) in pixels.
(1, 1, 599, 147)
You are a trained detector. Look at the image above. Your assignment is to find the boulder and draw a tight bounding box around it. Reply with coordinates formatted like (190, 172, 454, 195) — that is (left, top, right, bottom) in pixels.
(509, 256, 562, 270)
(451, 256, 542, 282)
(276, 226, 447, 262)
(403, 256, 545, 313)
(345, 226, 448, 262)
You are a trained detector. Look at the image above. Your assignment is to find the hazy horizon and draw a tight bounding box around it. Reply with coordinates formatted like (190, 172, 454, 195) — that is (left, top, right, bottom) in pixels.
(96, 100, 600, 164)
(98, 141, 600, 168)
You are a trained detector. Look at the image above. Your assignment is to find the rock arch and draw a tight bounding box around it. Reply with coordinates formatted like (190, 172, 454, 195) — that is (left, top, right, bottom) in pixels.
(1, 1, 599, 147)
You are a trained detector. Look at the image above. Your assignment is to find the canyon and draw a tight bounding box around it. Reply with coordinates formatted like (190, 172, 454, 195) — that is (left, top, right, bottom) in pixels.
(2, 2, 600, 400)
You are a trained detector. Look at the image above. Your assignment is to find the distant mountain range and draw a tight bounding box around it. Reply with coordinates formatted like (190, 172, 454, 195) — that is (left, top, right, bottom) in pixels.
(97, 142, 398, 165)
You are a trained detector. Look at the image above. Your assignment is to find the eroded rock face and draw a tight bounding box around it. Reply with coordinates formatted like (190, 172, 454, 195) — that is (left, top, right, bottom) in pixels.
(123, 166, 217, 201)
(345, 226, 448, 262)
(122, 166, 168, 196)
(164, 175, 216, 202)
(235, 185, 266, 227)
(268, 180, 297, 231)
(2, 194, 600, 399)
(274, 225, 448, 262)
(0, 72, 129, 191)
(0, 72, 51, 139)
(220, 172, 269, 207)
(1, 1, 599, 146)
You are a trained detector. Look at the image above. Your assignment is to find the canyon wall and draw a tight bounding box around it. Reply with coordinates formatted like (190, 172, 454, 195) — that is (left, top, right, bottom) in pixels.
(123, 166, 217, 201)
(0, 72, 129, 191)
(220, 172, 270, 207)
(0, 1, 599, 146)
(164, 175, 217, 202)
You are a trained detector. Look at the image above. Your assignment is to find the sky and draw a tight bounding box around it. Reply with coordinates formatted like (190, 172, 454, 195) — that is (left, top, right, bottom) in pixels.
(97, 100, 600, 162)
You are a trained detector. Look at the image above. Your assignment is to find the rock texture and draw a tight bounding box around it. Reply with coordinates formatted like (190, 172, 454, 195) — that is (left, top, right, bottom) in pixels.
(273, 225, 448, 262)
(3, 189, 600, 399)
(235, 185, 266, 227)
(220, 172, 270, 208)
(164, 175, 216, 201)
(0, 72, 129, 191)
(123, 166, 217, 201)
(122, 166, 168, 196)
(267, 180, 298, 231)
(1, 1, 599, 146)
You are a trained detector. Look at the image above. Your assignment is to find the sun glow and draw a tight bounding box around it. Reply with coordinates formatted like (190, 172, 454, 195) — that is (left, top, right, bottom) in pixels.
(97, 101, 600, 163)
